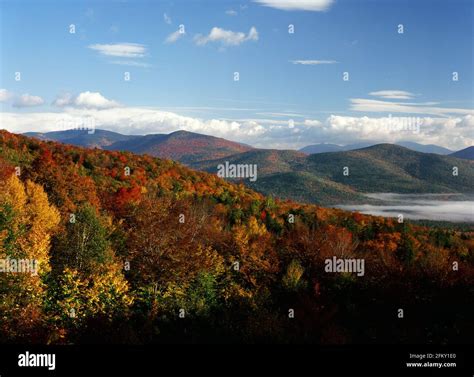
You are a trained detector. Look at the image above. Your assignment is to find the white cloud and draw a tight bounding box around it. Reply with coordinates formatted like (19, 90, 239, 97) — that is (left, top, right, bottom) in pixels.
(369, 90, 415, 100)
(247, 27, 259, 41)
(71, 91, 120, 109)
(226, 9, 238, 16)
(254, 0, 334, 11)
(12, 94, 44, 108)
(165, 30, 185, 44)
(3, 89, 473, 150)
(0, 107, 265, 142)
(0, 90, 43, 108)
(163, 13, 172, 24)
(194, 26, 258, 46)
(321, 115, 474, 149)
(458, 114, 474, 129)
(291, 60, 338, 65)
(304, 119, 322, 127)
(53, 91, 120, 109)
(52, 93, 74, 107)
(350, 98, 474, 117)
(88, 43, 147, 58)
(0, 89, 13, 102)
(2, 103, 473, 150)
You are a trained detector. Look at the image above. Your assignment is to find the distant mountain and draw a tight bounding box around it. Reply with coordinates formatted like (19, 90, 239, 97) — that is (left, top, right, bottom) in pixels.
(304, 144, 473, 194)
(396, 141, 453, 155)
(299, 143, 344, 154)
(450, 146, 474, 160)
(299, 142, 373, 154)
(25, 129, 254, 165)
(106, 130, 254, 164)
(24, 129, 139, 149)
(300, 141, 453, 155)
(194, 144, 474, 205)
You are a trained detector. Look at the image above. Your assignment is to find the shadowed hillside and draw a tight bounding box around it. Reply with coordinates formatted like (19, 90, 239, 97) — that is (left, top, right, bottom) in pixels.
(450, 146, 474, 160)
(194, 144, 474, 204)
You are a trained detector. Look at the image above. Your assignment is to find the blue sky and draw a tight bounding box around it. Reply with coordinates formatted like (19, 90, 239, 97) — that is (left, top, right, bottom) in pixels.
(0, 0, 473, 149)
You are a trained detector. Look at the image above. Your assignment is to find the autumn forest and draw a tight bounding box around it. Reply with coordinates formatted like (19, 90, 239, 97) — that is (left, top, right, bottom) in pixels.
(0, 130, 473, 345)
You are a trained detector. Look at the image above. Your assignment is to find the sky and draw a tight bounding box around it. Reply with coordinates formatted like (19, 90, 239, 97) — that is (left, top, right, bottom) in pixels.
(0, 0, 473, 150)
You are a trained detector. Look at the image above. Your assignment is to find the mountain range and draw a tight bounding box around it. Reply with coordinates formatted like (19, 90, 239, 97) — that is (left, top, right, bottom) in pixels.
(299, 141, 454, 155)
(193, 144, 474, 205)
(25, 129, 252, 164)
(24, 129, 139, 149)
(23, 129, 474, 205)
(3, 128, 473, 346)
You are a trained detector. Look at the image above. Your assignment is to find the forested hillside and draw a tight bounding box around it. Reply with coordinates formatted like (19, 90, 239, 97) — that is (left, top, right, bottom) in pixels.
(26, 129, 254, 164)
(195, 144, 474, 204)
(1, 130, 473, 344)
(26, 130, 474, 205)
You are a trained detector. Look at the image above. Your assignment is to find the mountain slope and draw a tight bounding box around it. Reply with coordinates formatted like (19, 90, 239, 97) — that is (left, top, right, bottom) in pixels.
(25, 129, 254, 165)
(105, 130, 253, 164)
(299, 143, 344, 154)
(299, 142, 374, 154)
(396, 141, 453, 155)
(300, 141, 453, 155)
(24, 129, 139, 149)
(247, 172, 366, 205)
(191, 149, 306, 176)
(23, 129, 473, 205)
(193, 144, 474, 204)
(1, 130, 262, 213)
(305, 144, 474, 193)
(450, 146, 474, 160)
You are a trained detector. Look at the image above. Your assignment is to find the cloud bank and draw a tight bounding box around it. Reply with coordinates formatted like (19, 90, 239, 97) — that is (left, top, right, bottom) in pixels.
(351, 98, 474, 117)
(88, 43, 147, 58)
(194, 27, 258, 46)
(2, 91, 472, 150)
(1, 104, 472, 150)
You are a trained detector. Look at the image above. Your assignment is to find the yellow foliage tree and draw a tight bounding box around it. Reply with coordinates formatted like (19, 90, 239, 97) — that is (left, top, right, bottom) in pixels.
(0, 175, 60, 338)
(232, 216, 279, 289)
(55, 263, 133, 327)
